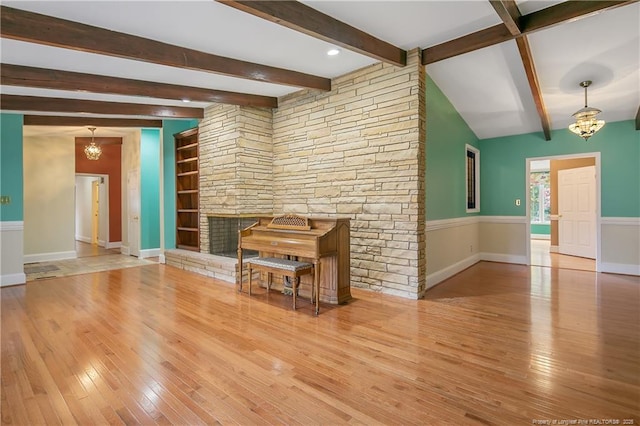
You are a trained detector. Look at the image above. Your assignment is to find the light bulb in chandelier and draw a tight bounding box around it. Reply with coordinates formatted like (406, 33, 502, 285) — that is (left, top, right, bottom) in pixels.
(84, 127, 102, 160)
(568, 81, 605, 141)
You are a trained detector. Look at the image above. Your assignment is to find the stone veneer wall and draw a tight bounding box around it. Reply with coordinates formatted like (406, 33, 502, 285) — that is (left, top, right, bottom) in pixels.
(272, 49, 426, 298)
(198, 105, 273, 253)
(196, 49, 426, 298)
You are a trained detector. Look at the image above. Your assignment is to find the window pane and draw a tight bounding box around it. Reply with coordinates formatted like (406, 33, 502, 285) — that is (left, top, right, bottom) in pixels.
(467, 151, 475, 209)
(530, 171, 550, 223)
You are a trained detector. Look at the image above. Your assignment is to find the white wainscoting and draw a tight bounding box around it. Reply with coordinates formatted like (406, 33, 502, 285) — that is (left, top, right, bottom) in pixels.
(426, 216, 528, 289)
(426, 216, 480, 289)
(600, 217, 640, 276)
(1, 221, 26, 286)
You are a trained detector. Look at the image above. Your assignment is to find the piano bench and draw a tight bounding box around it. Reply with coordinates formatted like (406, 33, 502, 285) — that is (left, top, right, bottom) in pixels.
(243, 257, 318, 314)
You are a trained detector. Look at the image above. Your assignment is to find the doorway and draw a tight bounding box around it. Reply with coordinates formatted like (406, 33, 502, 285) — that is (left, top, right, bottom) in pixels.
(75, 174, 109, 247)
(526, 153, 599, 272)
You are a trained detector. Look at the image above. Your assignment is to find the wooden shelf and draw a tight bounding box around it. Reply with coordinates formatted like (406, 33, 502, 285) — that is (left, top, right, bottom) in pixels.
(176, 142, 198, 151)
(177, 157, 198, 164)
(175, 127, 199, 251)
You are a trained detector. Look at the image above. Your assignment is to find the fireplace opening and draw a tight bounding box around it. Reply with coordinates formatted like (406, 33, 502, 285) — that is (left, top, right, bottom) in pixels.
(208, 216, 258, 258)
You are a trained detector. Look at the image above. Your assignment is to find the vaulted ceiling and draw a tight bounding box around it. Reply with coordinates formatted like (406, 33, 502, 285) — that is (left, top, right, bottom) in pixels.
(1, 0, 638, 140)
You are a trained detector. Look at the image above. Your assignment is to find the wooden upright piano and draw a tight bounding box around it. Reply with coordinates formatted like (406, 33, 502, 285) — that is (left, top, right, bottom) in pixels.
(238, 216, 351, 304)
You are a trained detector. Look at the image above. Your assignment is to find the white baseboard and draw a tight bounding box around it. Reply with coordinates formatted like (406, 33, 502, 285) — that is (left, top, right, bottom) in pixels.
(75, 235, 91, 244)
(1, 273, 26, 287)
(106, 241, 122, 249)
(426, 254, 481, 289)
(425, 251, 528, 290)
(139, 248, 161, 259)
(531, 234, 550, 240)
(159, 254, 166, 264)
(600, 262, 640, 276)
(121, 246, 130, 256)
(480, 252, 528, 265)
(550, 245, 559, 253)
(24, 251, 77, 264)
(98, 239, 107, 248)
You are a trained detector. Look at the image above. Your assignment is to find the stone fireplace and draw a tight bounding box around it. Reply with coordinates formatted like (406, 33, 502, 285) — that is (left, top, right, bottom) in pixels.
(169, 49, 426, 297)
(208, 215, 259, 258)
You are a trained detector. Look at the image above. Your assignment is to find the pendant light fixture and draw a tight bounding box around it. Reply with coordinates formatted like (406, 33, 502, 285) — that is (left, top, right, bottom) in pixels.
(84, 127, 102, 160)
(568, 80, 605, 141)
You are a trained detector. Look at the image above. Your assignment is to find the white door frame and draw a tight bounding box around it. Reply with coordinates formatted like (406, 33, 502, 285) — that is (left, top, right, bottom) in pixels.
(525, 152, 601, 271)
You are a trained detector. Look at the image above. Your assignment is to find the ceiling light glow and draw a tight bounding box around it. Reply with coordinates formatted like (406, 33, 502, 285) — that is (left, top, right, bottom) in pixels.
(327, 49, 340, 56)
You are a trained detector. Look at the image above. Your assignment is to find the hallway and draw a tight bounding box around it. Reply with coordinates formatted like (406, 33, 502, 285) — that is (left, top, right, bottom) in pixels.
(24, 241, 157, 281)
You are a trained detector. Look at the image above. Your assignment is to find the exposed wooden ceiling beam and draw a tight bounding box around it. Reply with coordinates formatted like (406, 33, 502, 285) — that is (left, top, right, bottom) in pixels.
(422, 24, 514, 65)
(635, 106, 640, 130)
(0, 6, 330, 91)
(423, 0, 637, 65)
(1, 64, 277, 109)
(217, 0, 407, 67)
(489, 0, 522, 36)
(1, 95, 204, 118)
(24, 116, 163, 128)
(516, 36, 551, 141)
(490, 1, 550, 140)
(520, 0, 637, 33)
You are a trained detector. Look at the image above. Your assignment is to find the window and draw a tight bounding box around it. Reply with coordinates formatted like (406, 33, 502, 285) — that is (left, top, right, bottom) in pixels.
(466, 144, 480, 213)
(530, 171, 550, 223)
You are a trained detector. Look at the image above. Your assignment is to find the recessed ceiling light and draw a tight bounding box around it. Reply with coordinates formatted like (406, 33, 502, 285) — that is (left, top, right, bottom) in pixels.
(327, 49, 340, 56)
(182, 99, 191, 103)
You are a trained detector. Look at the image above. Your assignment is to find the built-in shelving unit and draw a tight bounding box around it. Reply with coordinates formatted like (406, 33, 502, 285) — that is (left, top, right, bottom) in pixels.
(175, 128, 199, 251)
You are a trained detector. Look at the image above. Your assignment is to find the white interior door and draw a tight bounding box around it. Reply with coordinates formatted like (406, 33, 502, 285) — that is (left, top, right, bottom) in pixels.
(558, 165, 596, 259)
(128, 169, 140, 257)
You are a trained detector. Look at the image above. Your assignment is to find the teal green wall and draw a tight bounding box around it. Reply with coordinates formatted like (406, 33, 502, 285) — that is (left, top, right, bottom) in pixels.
(162, 119, 199, 249)
(480, 120, 639, 218)
(531, 224, 550, 235)
(140, 128, 161, 250)
(426, 75, 480, 220)
(0, 113, 24, 221)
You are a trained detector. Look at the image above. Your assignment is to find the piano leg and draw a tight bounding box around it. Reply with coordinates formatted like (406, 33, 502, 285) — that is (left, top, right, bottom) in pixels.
(237, 248, 243, 293)
(314, 260, 320, 315)
(293, 277, 297, 310)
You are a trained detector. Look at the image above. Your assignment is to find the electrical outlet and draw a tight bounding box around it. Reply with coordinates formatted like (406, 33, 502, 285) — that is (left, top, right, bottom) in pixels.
(0, 195, 11, 205)
(515, 199, 521, 206)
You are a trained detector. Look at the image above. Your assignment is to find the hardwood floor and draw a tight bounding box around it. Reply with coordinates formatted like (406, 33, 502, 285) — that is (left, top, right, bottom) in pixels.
(530, 239, 596, 272)
(2, 262, 639, 425)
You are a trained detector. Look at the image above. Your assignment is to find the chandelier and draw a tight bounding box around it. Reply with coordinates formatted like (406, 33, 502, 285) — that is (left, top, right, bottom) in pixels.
(84, 127, 102, 160)
(568, 80, 605, 141)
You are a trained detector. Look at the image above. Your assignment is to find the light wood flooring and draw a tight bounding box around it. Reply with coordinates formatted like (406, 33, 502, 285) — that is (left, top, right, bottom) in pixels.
(530, 239, 596, 272)
(2, 262, 639, 425)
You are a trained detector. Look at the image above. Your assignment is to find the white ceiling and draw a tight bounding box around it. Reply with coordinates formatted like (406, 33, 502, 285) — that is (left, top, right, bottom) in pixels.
(2, 0, 639, 140)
